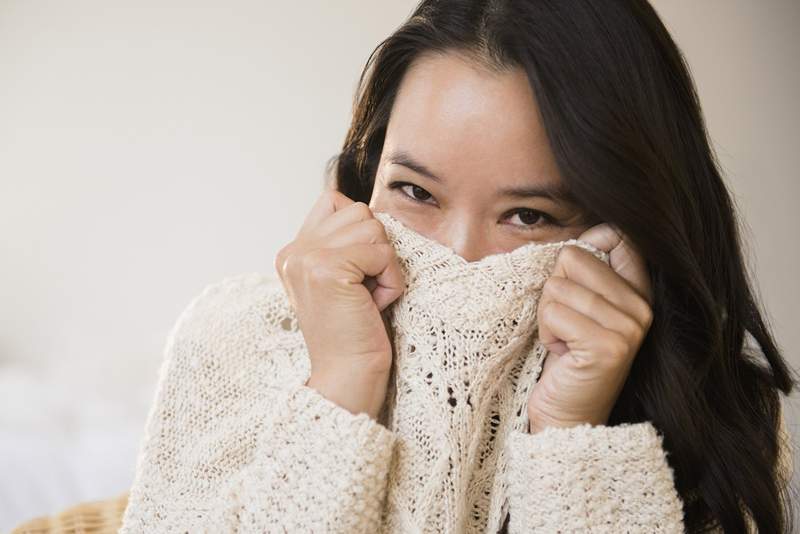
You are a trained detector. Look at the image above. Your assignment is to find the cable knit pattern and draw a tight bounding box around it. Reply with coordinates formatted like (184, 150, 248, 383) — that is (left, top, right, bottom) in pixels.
(120, 211, 704, 533)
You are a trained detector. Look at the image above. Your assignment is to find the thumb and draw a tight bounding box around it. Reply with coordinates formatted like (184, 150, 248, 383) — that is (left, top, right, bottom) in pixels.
(576, 222, 622, 256)
(577, 223, 652, 305)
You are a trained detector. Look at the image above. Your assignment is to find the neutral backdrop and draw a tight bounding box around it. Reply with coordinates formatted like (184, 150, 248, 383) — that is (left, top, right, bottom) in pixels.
(1, 1, 797, 530)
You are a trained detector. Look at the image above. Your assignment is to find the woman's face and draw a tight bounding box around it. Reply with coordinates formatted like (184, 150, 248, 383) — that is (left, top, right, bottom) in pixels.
(369, 51, 595, 263)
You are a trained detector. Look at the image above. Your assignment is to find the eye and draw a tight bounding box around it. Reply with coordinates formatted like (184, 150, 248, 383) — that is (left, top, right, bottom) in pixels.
(388, 181, 436, 205)
(504, 208, 557, 231)
(387, 180, 557, 232)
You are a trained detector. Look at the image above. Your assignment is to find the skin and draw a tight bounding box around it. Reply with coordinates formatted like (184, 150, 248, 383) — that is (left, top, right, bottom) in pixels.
(368, 51, 593, 258)
(368, 51, 655, 432)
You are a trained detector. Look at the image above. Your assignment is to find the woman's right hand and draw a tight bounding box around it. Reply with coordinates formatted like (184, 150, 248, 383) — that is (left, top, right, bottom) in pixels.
(273, 189, 405, 420)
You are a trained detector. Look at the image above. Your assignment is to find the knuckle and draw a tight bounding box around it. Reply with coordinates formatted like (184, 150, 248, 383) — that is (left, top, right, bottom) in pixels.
(281, 249, 302, 277)
(638, 301, 654, 329)
(559, 245, 581, 264)
(603, 332, 630, 362)
(376, 242, 395, 260)
(353, 201, 372, 219)
(274, 244, 292, 275)
(366, 218, 387, 241)
(620, 315, 642, 343)
(274, 248, 285, 275)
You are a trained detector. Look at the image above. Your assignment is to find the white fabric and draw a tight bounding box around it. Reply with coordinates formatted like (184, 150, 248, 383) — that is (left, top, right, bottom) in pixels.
(0, 365, 145, 532)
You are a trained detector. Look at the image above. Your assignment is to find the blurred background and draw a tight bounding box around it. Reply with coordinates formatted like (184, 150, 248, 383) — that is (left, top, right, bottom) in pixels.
(0, 0, 797, 530)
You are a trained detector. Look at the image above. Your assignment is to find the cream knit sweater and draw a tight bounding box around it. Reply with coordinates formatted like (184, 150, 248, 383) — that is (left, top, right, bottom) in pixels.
(120, 212, 791, 533)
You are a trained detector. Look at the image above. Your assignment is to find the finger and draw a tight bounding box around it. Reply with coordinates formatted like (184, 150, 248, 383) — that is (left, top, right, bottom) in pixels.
(316, 202, 382, 241)
(552, 245, 652, 329)
(576, 223, 621, 255)
(539, 300, 628, 369)
(322, 217, 395, 297)
(576, 223, 652, 305)
(543, 275, 645, 344)
(324, 218, 390, 249)
(325, 243, 406, 312)
(298, 189, 355, 236)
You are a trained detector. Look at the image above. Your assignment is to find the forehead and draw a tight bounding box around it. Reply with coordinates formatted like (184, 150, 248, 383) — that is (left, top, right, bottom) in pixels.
(382, 51, 561, 189)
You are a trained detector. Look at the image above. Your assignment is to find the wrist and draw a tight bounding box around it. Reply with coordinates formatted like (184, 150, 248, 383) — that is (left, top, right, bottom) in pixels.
(528, 410, 598, 434)
(529, 418, 573, 434)
(305, 369, 389, 420)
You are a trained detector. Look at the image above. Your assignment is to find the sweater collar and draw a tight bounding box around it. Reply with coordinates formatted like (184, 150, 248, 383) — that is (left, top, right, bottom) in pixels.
(374, 210, 609, 333)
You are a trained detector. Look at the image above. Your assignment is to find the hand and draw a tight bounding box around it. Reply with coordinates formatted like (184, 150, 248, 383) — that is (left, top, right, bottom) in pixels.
(527, 223, 653, 433)
(274, 189, 405, 420)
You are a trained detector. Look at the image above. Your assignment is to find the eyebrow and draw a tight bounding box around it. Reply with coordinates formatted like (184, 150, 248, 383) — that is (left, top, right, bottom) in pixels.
(386, 150, 576, 202)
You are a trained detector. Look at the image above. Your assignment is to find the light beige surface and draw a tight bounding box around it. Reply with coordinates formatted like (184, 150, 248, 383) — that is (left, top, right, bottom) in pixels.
(0, 0, 797, 531)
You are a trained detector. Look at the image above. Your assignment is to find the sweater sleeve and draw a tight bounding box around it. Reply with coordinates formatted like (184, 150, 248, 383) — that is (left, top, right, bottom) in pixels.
(119, 273, 398, 533)
(504, 421, 685, 533)
(216, 381, 398, 533)
(504, 399, 794, 534)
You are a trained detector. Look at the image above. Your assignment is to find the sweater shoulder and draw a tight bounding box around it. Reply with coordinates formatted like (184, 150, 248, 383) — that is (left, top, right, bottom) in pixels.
(171, 271, 298, 341)
(160, 271, 307, 387)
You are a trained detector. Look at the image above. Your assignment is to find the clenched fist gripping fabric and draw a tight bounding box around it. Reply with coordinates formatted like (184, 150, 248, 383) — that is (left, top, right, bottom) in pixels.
(120, 211, 690, 533)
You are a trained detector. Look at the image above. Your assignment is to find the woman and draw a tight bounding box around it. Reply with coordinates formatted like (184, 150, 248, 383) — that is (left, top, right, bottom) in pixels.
(10, 1, 795, 533)
(298, 0, 796, 532)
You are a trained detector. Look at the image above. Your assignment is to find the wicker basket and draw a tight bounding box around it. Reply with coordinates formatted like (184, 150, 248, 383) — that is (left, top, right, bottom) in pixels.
(11, 492, 129, 534)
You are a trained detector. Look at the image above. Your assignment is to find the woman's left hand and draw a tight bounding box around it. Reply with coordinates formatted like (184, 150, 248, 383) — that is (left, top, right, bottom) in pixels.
(527, 223, 654, 433)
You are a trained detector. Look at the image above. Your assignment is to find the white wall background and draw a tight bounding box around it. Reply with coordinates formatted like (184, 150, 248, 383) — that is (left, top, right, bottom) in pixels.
(1, 0, 797, 530)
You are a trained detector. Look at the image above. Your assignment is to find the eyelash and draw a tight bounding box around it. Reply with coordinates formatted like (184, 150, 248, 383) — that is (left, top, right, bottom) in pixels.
(387, 181, 558, 231)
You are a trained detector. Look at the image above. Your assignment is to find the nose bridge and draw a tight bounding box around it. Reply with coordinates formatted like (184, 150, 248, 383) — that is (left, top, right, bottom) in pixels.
(438, 213, 486, 263)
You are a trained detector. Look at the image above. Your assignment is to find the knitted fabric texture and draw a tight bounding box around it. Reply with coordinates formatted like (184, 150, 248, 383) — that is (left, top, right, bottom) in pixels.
(120, 211, 694, 533)
(374, 212, 628, 533)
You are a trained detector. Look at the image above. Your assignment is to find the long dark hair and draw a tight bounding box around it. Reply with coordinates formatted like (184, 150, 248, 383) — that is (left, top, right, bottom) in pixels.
(324, 1, 798, 532)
